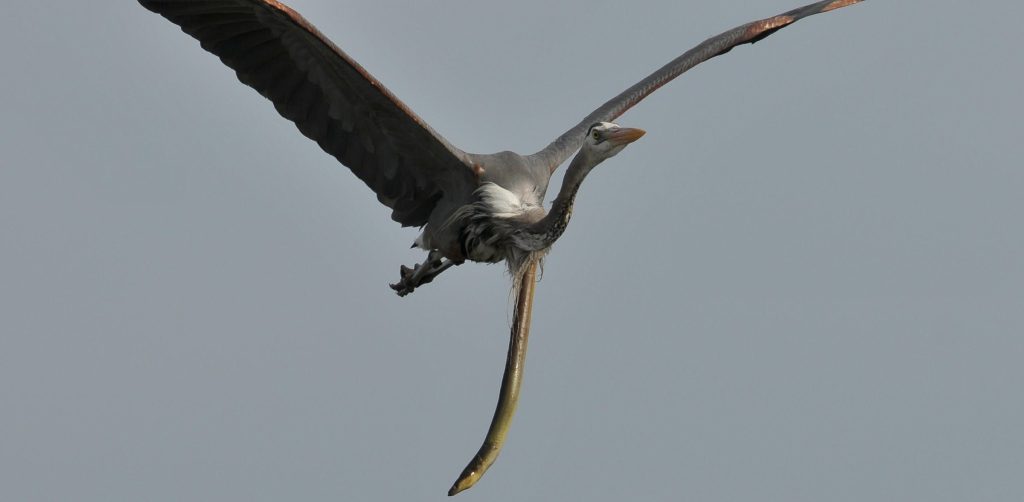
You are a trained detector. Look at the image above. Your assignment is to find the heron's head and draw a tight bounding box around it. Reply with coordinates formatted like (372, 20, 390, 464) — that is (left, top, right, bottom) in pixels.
(583, 122, 645, 162)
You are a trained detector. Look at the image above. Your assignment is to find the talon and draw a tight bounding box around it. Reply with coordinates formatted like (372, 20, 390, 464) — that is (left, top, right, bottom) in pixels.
(390, 252, 457, 297)
(389, 280, 414, 297)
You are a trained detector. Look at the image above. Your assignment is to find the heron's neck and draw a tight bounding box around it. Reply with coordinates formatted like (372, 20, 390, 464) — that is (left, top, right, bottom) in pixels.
(520, 150, 595, 249)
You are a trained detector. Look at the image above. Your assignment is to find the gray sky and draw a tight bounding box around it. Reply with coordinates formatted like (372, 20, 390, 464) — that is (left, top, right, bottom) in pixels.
(3, 1, 1023, 500)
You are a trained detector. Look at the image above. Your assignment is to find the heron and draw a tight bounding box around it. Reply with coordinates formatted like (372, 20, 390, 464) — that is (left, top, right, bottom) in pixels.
(137, 0, 863, 494)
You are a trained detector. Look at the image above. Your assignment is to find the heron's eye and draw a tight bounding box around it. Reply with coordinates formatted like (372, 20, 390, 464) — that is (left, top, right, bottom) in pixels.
(592, 130, 600, 140)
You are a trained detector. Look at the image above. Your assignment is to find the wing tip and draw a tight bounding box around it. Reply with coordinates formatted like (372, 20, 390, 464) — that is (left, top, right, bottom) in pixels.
(822, 0, 864, 14)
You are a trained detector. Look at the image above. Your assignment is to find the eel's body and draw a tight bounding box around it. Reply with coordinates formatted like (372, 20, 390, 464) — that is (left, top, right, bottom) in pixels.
(449, 261, 538, 496)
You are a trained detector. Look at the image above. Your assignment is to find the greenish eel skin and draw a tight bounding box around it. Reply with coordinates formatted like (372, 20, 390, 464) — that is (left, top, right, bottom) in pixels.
(449, 261, 537, 496)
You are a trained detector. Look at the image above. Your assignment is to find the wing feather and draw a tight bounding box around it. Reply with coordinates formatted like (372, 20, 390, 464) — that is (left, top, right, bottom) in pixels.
(531, 0, 863, 172)
(139, 0, 477, 227)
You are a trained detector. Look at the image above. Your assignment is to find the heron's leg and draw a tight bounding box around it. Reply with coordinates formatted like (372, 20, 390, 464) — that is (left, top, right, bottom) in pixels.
(389, 250, 457, 296)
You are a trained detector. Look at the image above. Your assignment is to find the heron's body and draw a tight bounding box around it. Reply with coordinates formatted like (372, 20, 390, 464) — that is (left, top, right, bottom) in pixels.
(420, 151, 550, 265)
(136, 0, 864, 494)
(455, 183, 544, 263)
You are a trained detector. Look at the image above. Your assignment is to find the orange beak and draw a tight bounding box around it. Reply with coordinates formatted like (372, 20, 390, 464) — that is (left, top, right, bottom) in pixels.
(605, 127, 646, 146)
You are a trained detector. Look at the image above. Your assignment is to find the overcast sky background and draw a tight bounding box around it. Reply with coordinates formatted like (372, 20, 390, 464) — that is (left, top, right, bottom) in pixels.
(3, 1, 1022, 500)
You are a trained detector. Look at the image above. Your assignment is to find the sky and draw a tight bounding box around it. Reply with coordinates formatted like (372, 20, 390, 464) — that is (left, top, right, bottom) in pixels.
(2, 1, 1023, 501)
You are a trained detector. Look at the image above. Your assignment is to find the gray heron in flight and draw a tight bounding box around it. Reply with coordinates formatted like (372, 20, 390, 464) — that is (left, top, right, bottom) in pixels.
(137, 0, 864, 495)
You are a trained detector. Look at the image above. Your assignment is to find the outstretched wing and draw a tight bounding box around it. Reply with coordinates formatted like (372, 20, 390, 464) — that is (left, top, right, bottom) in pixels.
(138, 0, 477, 227)
(530, 0, 863, 172)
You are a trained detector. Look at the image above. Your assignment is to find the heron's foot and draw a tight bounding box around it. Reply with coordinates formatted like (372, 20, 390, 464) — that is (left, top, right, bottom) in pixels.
(389, 251, 456, 297)
(389, 264, 423, 297)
